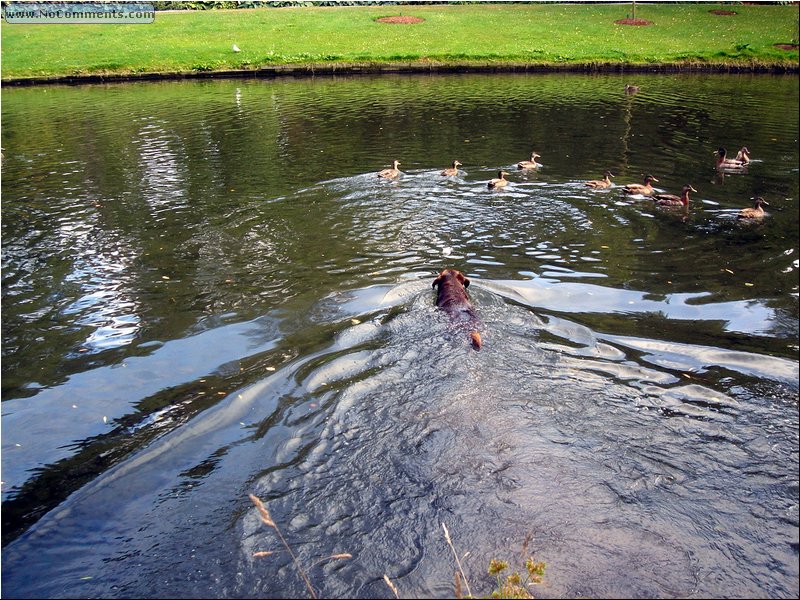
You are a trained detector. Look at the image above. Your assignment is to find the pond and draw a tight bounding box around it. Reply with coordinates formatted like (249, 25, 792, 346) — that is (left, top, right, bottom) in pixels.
(1, 72, 798, 599)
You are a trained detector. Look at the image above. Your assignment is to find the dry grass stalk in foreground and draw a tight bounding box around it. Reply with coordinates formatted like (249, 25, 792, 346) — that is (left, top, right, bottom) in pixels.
(249, 494, 352, 599)
(248, 496, 543, 599)
(443, 523, 546, 599)
(442, 522, 474, 598)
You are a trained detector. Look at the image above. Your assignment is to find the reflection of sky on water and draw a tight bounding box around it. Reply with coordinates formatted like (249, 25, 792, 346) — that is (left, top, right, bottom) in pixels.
(133, 119, 189, 213)
(0, 315, 282, 499)
(599, 332, 798, 384)
(495, 276, 777, 336)
(62, 248, 140, 352)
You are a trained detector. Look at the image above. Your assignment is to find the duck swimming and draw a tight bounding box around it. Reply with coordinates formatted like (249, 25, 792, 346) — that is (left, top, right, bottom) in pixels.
(378, 160, 402, 179)
(715, 147, 747, 171)
(624, 84, 640, 94)
(738, 196, 769, 219)
(517, 152, 541, 169)
(654, 184, 697, 207)
(488, 171, 509, 189)
(734, 147, 751, 164)
(441, 160, 462, 177)
(585, 171, 615, 188)
(622, 174, 659, 196)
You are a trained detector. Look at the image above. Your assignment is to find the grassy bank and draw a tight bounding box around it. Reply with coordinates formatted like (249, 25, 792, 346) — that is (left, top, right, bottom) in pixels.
(2, 3, 798, 82)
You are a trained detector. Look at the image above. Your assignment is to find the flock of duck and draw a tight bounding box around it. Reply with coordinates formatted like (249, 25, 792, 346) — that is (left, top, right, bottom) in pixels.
(376, 144, 769, 220)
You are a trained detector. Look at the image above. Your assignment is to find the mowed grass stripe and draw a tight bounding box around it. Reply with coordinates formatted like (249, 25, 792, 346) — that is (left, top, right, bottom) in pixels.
(2, 3, 798, 80)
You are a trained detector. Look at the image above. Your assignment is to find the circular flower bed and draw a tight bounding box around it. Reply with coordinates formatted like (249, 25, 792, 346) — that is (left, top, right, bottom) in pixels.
(376, 16, 425, 24)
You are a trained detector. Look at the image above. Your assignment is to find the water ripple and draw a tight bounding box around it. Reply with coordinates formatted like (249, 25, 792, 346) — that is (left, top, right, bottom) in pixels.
(1, 73, 797, 599)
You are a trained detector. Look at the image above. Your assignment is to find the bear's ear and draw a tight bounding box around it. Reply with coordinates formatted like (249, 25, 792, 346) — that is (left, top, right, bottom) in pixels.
(463, 277, 470, 288)
(461, 273, 470, 288)
(433, 269, 451, 288)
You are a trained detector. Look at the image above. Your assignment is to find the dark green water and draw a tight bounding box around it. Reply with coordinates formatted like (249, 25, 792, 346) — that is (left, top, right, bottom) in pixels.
(1, 73, 798, 598)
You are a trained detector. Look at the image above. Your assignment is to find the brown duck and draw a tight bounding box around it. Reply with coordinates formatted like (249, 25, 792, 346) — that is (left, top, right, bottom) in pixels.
(654, 184, 697, 207)
(585, 171, 615, 189)
(734, 147, 751, 164)
(441, 160, 462, 176)
(738, 196, 769, 219)
(488, 171, 509, 189)
(715, 147, 747, 171)
(622, 174, 659, 196)
(378, 160, 401, 179)
(517, 152, 541, 169)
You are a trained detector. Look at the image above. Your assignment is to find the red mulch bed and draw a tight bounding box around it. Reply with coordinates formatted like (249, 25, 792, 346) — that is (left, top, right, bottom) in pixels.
(376, 16, 425, 24)
(709, 10, 737, 16)
(614, 18, 653, 26)
(774, 43, 799, 51)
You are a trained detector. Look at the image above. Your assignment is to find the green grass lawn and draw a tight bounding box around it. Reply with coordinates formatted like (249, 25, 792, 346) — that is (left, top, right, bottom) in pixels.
(2, 3, 798, 81)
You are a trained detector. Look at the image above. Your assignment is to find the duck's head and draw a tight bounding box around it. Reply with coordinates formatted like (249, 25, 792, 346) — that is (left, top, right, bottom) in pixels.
(392, 160, 401, 168)
(531, 152, 541, 159)
(684, 184, 698, 194)
(644, 174, 659, 184)
(605, 171, 615, 179)
(715, 147, 727, 158)
(453, 160, 462, 167)
(499, 170, 509, 177)
(752, 196, 769, 207)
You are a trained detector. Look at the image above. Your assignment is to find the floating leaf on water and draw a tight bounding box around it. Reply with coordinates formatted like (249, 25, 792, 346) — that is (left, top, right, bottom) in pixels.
(383, 575, 400, 598)
(328, 553, 353, 560)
